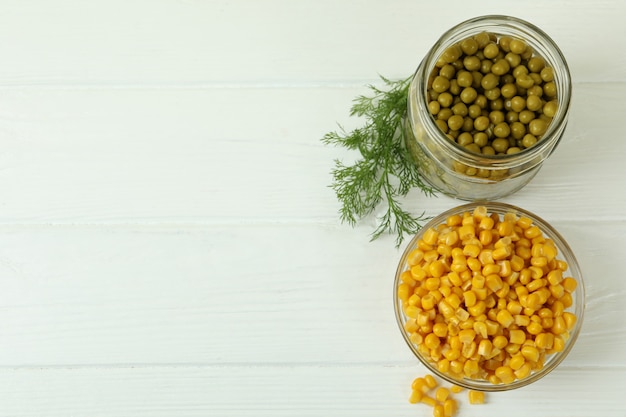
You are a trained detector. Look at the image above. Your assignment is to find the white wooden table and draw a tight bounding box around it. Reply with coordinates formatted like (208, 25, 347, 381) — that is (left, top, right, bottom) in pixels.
(1, 1, 624, 415)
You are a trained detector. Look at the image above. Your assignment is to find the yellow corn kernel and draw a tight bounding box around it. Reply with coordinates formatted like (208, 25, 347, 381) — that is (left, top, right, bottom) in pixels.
(524, 225, 542, 239)
(462, 341, 477, 359)
(433, 404, 444, 417)
(497, 220, 514, 237)
(496, 309, 515, 328)
(547, 269, 563, 286)
(450, 384, 464, 394)
(435, 387, 450, 402)
(463, 290, 477, 308)
(468, 390, 485, 405)
(495, 282, 511, 300)
(519, 269, 532, 285)
(443, 398, 457, 417)
(398, 283, 411, 302)
(557, 259, 568, 271)
(514, 362, 532, 379)
(521, 345, 540, 363)
(527, 321, 543, 335)
(463, 244, 481, 258)
(432, 322, 448, 338)
(462, 213, 475, 226)
(478, 339, 493, 357)
(550, 316, 566, 335)
(458, 224, 475, 240)
(504, 342, 521, 355)
(485, 319, 499, 336)
(438, 300, 455, 318)
(423, 228, 439, 246)
(467, 258, 482, 272)
(409, 388, 423, 403)
(552, 335, 566, 352)
(409, 333, 423, 345)
(421, 395, 437, 407)
(509, 353, 526, 371)
(438, 358, 451, 373)
(479, 230, 493, 247)
(425, 277, 441, 292)
(531, 256, 548, 268)
(514, 314, 530, 327)
(488, 373, 500, 385)
(495, 365, 516, 384)
(444, 230, 459, 247)
(498, 260, 512, 277)
(531, 243, 543, 259)
(464, 359, 480, 376)
(439, 283, 452, 297)
(417, 311, 430, 327)
(447, 214, 462, 227)
(507, 300, 523, 316)
(447, 322, 460, 337)
(496, 297, 507, 311)
(456, 308, 470, 322)
(446, 293, 462, 309)
(425, 333, 441, 350)
(535, 332, 554, 350)
(509, 329, 526, 345)
(510, 255, 525, 272)
(429, 261, 446, 279)
(492, 246, 511, 261)
(411, 265, 428, 281)
(459, 328, 476, 344)
(408, 293, 422, 307)
(448, 271, 463, 287)
(493, 335, 508, 349)
(563, 312, 577, 331)
(541, 317, 554, 329)
(424, 374, 438, 389)
(529, 266, 544, 280)
(422, 293, 436, 310)
(437, 244, 452, 259)
(411, 377, 427, 391)
(407, 248, 425, 266)
(524, 293, 541, 310)
(405, 305, 420, 319)
(516, 216, 533, 229)
(560, 292, 573, 308)
(562, 277, 577, 293)
(482, 263, 501, 276)
(551, 300, 564, 317)
(471, 274, 485, 290)
(485, 274, 503, 292)
(527, 278, 546, 292)
(474, 321, 488, 339)
(549, 284, 565, 299)
(474, 287, 488, 301)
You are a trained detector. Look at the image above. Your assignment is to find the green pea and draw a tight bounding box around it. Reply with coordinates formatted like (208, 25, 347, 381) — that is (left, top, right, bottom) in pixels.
(540, 67, 554, 82)
(528, 56, 546, 73)
(462, 117, 475, 132)
(527, 85, 543, 97)
(522, 134, 538, 148)
(457, 132, 474, 146)
(474, 115, 490, 131)
(493, 122, 511, 138)
(464, 143, 482, 154)
(474, 32, 491, 49)
(506, 111, 519, 124)
(432, 76, 450, 93)
(510, 96, 526, 113)
(457, 71, 474, 88)
(451, 102, 468, 116)
(502, 74, 515, 85)
(505, 52, 521, 68)
(484, 87, 501, 101)
(460, 87, 478, 104)
(489, 110, 505, 125)
(526, 95, 543, 112)
(435, 119, 449, 133)
(516, 74, 534, 89)
(530, 73, 543, 85)
(519, 110, 535, 125)
(474, 132, 489, 147)
(480, 59, 493, 74)
(506, 147, 522, 155)
(439, 64, 456, 79)
(544, 82, 557, 98)
(475, 95, 488, 109)
(482, 146, 496, 156)
(481, 73, 499, 90)
(491, 59, 510, 76)
(512, 65, 528, 78)
(448, 114, 465, 131)
(449, 79, 461, 95)
(501, 83, 517, 99)
(438, 92, 453, 107)
(490, 98, 504, 111)
(464, 56, 482, 71)
(483, 43, 500, 59)
(468, 104, 482, 119)
(461, 37, 479, 55)
(428, 100, 441, 115)
(543, 100, 558, 118)
(437, 108, 453, 121)
(529, 118, 548, 136)
(510, 121, 526, 139)
(471, 71, 483, 89)
(492, 138, 510, 153)
(509, 39, 527, 55)
(442, 45, 462, 63)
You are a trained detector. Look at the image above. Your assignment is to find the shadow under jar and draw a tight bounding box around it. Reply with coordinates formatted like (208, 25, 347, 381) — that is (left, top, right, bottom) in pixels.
(405, 15, 571, 201)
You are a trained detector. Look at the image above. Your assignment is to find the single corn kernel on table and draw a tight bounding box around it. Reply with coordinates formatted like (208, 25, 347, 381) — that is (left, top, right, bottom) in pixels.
(0, 1, 624, 416)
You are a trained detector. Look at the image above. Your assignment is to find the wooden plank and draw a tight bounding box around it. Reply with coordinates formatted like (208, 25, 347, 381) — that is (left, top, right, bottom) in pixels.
(0, 0, 623, 85)
(0, 84, 623, 224)
(0, 365, 622, 416)
(0, 223, 620, 366)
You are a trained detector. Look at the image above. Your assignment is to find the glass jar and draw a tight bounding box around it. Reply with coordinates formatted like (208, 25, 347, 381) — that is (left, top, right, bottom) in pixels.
(405, 15, 572, 200)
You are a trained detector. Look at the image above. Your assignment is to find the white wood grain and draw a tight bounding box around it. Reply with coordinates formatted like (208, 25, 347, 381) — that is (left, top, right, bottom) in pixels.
(0, 365, 623, 417)
(0, 83, 624, 224)
(0, 0, 623, 86)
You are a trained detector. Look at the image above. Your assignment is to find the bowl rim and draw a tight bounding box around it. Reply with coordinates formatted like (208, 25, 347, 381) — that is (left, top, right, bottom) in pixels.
(393, 201, 585, 391)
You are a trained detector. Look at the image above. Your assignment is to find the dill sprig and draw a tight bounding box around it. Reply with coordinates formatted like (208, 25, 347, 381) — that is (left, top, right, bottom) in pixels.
(322, 75, 436, 247)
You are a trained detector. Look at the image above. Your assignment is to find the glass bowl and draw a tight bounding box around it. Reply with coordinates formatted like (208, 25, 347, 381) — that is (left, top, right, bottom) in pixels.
(393, 202, 584, 391)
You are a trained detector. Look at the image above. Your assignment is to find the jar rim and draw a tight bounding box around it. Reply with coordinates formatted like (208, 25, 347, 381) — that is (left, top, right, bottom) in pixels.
(409, 15, 572, 168)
